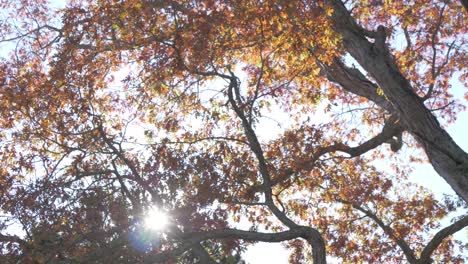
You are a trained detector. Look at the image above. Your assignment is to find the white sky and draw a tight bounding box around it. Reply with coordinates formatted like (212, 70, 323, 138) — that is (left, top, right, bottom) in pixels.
(1, 0, 466, 263)
(243, 106, 468, 264)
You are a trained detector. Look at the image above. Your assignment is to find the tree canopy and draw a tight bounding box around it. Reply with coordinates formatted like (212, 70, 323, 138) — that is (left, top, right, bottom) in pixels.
(0, 0, 467, 263)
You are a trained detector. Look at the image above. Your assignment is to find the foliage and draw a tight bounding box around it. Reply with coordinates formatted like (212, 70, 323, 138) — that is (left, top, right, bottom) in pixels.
(0, 0, 467, 263)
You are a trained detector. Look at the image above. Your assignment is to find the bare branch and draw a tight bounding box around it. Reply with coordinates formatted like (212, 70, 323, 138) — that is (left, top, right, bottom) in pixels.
(224, 72, 326, 263)
(0, 233, 27, 247)
(255, 116, 403, 192)
(338, 199, 417, 263)
(422, 3, 447, 101)
(315, 116, 403, 158)
(418, 215, 468, 263)
(460, 0, 468, 12)
(328, 0, 468, 203)
(323, 59, 394, 112)
(145, 227, 325, 263)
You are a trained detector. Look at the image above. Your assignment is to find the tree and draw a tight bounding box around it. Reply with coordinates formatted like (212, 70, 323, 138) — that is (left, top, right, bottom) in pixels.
(0, 0, 467, 263)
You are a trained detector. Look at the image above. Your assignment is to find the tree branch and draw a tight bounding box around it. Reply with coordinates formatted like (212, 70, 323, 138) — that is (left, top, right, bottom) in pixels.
(224, 72, 326, 263)
(322, 58, 394, 112)
(418, 215, 468, 263)
(0, 233, 27, 247)
(327, 0, 468, 203)
(338, 199, 417, 263)
(253, 116, 403, 193)
(460, 0, 468, 12)
(146, 227, 325, 263)
(315, 116, 403, 158)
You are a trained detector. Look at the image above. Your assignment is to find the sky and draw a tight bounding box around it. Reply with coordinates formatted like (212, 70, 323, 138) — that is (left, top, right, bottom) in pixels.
(242, 103, 468, 264)
(1, 0, 467, 263)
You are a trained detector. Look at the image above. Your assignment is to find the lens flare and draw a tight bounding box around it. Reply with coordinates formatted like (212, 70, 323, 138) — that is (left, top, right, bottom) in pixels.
(144, 207, 169, 231)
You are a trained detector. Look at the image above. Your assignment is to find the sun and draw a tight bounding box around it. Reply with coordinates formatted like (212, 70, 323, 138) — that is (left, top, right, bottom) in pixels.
(144, 207, 169, 231)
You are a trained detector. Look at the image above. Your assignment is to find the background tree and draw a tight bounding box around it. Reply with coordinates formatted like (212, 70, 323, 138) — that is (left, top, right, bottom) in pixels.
(0, 0, 467, 263)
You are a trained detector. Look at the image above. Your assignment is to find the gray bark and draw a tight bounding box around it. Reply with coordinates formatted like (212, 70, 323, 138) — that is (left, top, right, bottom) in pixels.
(328, 0, 468, 203)
(461, 0, 468, 12)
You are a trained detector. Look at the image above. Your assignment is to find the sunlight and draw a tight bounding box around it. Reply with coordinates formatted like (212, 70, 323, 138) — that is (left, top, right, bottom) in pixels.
(144, 207, 169, 231)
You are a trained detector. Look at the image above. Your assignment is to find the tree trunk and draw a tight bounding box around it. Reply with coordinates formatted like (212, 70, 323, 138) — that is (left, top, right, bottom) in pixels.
(328, 0, 468, 203)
